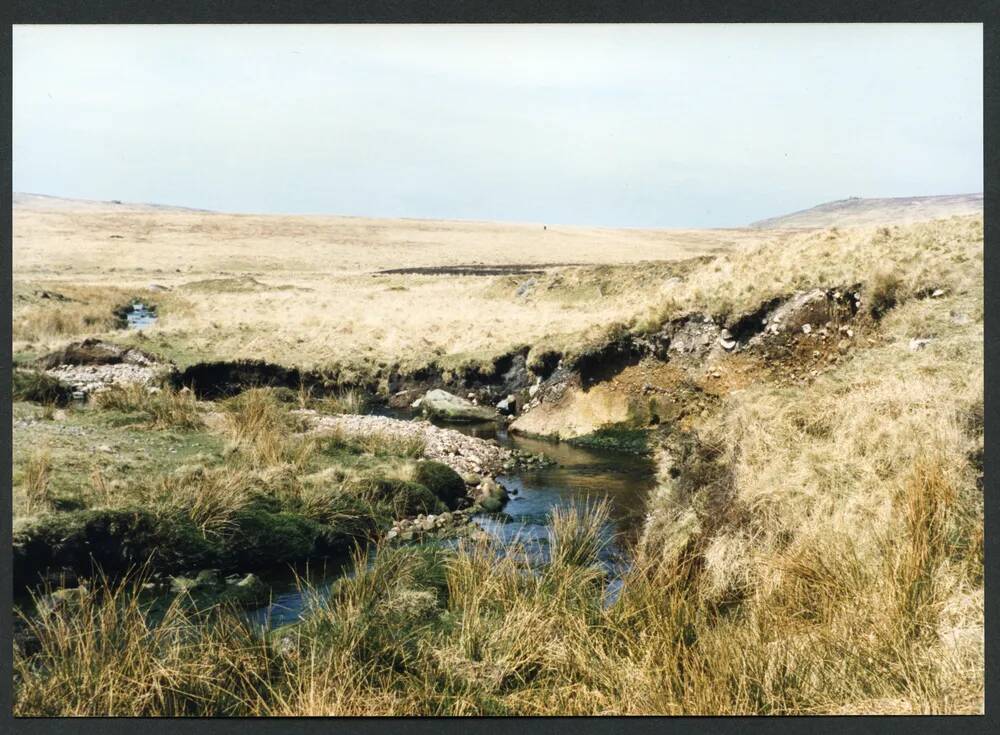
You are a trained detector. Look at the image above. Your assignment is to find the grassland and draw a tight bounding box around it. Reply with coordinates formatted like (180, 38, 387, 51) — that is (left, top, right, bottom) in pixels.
(11, 195, 984, 715)
(12, 197, 783, 370)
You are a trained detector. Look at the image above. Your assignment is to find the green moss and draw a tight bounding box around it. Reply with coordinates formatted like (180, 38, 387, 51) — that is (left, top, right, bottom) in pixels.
(360, 478, 447, 519)
(12, 508, 220, 589)
(413, 461, 466, 509)
(567, 424, 652, 455)
(297, 489, 381, 544)
(224, 509, 322, 568)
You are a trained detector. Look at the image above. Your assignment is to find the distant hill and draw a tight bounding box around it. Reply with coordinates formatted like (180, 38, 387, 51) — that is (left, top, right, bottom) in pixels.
(13, 192, 213, 213)
(749, 194, 983, 229)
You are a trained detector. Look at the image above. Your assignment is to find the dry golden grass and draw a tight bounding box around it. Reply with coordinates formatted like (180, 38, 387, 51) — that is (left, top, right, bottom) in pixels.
(14, 571, 274, 717)
(93, 383, 203, 430)
(12, 198, 784, 368)
(638, 281, 983, 713)
(18, 446, 54, 515)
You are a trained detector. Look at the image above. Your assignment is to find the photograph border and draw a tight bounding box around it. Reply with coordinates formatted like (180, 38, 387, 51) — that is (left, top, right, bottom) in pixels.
(1, 2, 996, 733)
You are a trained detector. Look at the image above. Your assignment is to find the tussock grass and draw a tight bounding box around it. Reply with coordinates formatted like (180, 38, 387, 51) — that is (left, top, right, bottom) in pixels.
(320, 426, 426, 459)
(11, 484, 984, 714)
(153, 465, 258, 539)
(14, 572, 277, 716)
(221, 388, 311, 467)
(19, 447, 54, 515)
(15, 301, 122, 341)
(547, 499, 610, 569)
(94, 384, 203, 430)
(316, 388, 369, 415)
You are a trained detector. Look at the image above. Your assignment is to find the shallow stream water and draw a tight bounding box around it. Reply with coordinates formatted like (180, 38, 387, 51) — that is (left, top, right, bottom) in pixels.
(125, 302, 157, 329)
(247, 418, 656, 628)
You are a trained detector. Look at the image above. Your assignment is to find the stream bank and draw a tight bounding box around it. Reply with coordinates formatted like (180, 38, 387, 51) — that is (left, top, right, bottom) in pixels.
(247, 416, 655, 628)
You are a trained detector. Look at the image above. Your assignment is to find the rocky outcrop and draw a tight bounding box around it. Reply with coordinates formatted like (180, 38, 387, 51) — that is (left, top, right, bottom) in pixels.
(420, 389, 497, 423)
(513, 286, 866, 440)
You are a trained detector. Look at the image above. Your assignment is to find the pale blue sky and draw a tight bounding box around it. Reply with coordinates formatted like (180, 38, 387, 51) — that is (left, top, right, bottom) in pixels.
(13, 24, 983, 227)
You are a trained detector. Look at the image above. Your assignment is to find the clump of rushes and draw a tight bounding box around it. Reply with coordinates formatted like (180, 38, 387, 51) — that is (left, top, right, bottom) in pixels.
(221, 388, 294, 467)
(20, 447, 54, 515)
(154, 465, 257, 540)
(868, 268, 903, 319)
(317, 388, 369, 415)
(547, 499, 610, 568)
(93, 384, 202, 430)
(14, 571, 277, 717)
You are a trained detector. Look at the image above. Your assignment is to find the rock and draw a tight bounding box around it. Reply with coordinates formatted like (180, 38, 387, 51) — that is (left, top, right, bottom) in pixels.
(276, 635, 296, 657)
(97, 444, 113, 453)
(515, 278, 536, 297)
(223, 573, 270, 608)
(298, 411, 513, 477)
(169, 575, 199, 594)
(801, 323, 812, 335)
(496, 394, 517, 415)
(421, 389, 496, 423)
(480, 496, 503, 513)
(462, 472, 482, 486)
(411, 397, 423, 409)
(475, 477, 509, 513)
(931, 288, 945, 298)
(909, 338, 933, 351)
(195, 569, 223, 588)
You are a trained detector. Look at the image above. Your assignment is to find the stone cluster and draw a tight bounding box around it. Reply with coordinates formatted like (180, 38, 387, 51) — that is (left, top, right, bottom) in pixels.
(298, 411, 515, 477)
(45, 362, 165, 395)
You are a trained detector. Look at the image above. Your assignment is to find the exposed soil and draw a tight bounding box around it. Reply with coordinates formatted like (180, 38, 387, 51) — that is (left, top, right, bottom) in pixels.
(377, 263, 581, 276)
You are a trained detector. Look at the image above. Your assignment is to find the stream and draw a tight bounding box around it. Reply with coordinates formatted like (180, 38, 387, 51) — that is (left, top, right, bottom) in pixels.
(247, 418, 656, 629)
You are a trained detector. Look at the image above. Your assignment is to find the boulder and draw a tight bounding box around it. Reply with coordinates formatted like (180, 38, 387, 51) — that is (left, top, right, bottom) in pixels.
(421, 389, 496, 423)
(221, 573, 270, 608)
(496, 394, 517, 415)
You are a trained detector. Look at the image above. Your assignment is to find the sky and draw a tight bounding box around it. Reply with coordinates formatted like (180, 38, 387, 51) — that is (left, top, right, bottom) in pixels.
(13, 24, 983, 228)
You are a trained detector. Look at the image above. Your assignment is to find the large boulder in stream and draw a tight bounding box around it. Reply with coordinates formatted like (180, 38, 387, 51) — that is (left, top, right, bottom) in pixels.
(421, 389, 497, 423)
